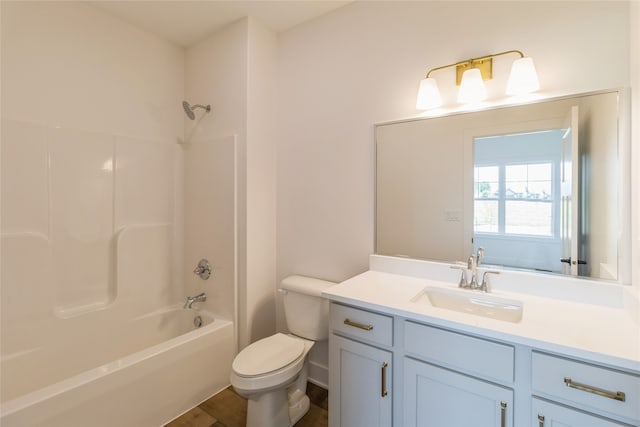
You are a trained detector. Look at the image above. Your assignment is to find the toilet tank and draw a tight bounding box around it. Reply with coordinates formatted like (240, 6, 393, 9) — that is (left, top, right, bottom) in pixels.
(281, 275, 335, 341)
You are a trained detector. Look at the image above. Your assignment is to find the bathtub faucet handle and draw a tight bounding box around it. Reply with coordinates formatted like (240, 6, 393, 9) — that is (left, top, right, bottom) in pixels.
(184, 292, 207, 309)
(193, 259, 211, 280)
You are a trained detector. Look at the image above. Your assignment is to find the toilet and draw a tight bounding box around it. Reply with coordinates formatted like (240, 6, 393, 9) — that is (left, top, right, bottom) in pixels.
(230, 275, 334, 427)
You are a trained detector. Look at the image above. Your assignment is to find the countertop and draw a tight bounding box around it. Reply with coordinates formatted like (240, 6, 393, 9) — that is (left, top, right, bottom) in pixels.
(322, 256, 640, 372)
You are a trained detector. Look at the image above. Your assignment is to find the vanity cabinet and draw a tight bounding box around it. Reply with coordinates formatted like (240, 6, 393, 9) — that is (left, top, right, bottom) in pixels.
(328, 304, 393, 427)
(328, 302, 640, 427)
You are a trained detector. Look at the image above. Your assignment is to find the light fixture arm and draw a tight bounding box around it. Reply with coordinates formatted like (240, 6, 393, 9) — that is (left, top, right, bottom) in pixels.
(424, 49, 525, 84)
(416, 49, 538, 110)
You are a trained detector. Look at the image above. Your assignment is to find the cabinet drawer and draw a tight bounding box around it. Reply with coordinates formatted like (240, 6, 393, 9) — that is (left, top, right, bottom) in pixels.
(532, 397, 629, 427)
(331, 303, 393, 347)
(404, 321, 514, 383)
(532, 351, 640, 421)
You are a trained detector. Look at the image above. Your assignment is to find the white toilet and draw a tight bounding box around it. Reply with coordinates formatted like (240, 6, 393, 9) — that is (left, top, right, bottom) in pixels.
(230, 275, 334, 427)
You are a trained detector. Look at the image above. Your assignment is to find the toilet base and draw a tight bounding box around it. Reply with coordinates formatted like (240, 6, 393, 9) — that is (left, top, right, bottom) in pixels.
(243, 363, 312, 427)
(246, 388, 291, 427)
(288, 394, 310, 425)
(245, 387, 311, 427)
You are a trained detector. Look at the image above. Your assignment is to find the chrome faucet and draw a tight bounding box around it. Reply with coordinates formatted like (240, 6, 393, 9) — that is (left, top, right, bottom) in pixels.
(450, 247, 491, 291)
(468, 247, 486, 289)
(184, 292, 207, 309)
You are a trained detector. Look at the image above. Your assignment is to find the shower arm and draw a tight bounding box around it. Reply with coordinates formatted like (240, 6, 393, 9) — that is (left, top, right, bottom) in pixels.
(191, 104, 211, 112)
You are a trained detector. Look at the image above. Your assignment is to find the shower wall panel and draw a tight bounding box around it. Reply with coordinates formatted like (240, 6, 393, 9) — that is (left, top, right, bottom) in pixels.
(183, 135, 237, 325)
(49, 127, 115, 316)
(1, 120, 179, 323)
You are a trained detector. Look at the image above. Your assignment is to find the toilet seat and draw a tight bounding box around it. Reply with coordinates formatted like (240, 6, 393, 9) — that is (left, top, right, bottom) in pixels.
(230, 334, 314, 394)
(233, 333, 304, 377)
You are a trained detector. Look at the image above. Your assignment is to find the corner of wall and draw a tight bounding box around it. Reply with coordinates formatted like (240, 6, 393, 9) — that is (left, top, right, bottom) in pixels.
(630, 1, 640, 287)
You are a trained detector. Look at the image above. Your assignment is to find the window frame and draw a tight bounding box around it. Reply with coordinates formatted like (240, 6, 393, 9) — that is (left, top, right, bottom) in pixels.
(474, 160, 558, 239)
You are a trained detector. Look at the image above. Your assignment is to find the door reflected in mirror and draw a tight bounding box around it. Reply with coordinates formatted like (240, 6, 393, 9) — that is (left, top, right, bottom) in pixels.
(473, 130, 563, 274)
(375, 90, 628, 282)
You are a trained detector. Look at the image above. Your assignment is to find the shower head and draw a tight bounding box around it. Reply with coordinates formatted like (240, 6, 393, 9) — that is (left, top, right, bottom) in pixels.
(182, 100, 211, 120)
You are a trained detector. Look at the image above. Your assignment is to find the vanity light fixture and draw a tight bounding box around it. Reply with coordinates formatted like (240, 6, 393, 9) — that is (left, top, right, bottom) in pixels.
(416, 49, 539, 109)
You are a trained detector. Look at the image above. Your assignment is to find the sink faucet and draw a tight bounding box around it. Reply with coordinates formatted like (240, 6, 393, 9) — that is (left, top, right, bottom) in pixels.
(468, 247, 486, 289)
(184, 292, 207, 309)
(450, 247, 489, 290)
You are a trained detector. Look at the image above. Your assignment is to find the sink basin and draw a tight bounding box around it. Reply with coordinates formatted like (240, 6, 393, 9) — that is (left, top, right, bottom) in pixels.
(411, 286, 523, 323)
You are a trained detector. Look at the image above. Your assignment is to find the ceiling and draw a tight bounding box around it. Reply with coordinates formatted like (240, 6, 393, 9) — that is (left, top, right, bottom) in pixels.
(90, 1, 353, 47)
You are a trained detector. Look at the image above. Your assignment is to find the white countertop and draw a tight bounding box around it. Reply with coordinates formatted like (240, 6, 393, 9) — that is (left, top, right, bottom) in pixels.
(322, 256, 640, 372)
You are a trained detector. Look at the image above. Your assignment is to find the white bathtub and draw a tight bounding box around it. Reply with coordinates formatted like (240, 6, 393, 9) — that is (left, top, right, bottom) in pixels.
(0, 307, 234, 427)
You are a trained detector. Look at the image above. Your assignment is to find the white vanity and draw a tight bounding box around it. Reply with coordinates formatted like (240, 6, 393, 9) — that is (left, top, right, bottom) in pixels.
(323, 255, 640, 427)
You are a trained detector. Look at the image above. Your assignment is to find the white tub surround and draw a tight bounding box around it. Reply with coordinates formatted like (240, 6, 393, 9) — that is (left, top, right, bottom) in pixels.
(324, 255, 639, 427)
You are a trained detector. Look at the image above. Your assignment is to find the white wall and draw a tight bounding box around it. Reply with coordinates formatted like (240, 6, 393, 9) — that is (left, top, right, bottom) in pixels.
(1, 0, 184, 340)
(1, 1, 183, 142)
(631, 2, 640, 286)
(185, 17, 278, 350)
(246, 17, 278, 345)
(185, 18, 248, 349)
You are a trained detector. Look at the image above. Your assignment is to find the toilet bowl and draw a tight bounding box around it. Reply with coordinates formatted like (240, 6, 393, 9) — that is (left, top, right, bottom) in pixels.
(230, 275, 334, 427)
(230, 333, 314, 427)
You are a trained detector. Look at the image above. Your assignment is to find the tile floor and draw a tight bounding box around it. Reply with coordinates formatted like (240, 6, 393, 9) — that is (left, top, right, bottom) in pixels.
(165, 383, 328, 427)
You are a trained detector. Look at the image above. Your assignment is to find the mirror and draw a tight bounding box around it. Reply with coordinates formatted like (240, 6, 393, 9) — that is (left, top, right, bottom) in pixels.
(375, 90, 628, 282)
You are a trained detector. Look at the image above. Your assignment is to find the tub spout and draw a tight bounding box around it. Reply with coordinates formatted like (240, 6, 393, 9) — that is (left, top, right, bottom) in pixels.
(184, 292, 207, 309)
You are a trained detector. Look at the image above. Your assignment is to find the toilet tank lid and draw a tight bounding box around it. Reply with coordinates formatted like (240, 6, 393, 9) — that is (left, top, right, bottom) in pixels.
(280, 275, 336, 297)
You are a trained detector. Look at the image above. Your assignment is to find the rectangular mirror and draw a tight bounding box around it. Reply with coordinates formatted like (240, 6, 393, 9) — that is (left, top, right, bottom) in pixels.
(375, 90, 629, 282)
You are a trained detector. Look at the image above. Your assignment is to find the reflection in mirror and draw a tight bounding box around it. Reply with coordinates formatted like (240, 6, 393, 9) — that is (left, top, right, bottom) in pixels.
(375, 90, 628, 282)
(473, 130, 564, 274)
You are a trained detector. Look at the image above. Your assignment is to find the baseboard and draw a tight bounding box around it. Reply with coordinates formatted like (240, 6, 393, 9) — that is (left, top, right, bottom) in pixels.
(308, 360, 328, 389)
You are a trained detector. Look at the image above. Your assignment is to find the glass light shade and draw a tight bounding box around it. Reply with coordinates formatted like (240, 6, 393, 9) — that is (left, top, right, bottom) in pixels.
(506, 57, 539, 95)
(457, 68, 487, 104)
(416, 77, 442, 109)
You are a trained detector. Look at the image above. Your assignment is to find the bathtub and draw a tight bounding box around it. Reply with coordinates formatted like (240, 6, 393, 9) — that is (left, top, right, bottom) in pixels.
(0, 307, 234, 427)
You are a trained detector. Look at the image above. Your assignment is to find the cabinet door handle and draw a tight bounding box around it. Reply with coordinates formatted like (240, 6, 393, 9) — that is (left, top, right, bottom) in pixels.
(500, 401, 507, 427)
(564, 377, 626, 402)
(344, 318, 373, 331)
(537, 414, 545, 427)
(381, 361, 388, 397)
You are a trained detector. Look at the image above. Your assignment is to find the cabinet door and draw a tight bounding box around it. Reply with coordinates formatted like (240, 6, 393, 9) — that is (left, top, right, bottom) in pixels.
(329, 334, 392, 427)
(403, 358, 513, 427)
(532, 398, 629, 427)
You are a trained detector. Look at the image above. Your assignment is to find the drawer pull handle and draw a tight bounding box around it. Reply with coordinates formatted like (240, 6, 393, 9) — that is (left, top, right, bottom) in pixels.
(381, 362, 388, 397)
(500, 401, 507, 427)
(344, 318, 373, 331)
(537, 414, 545, 427)
(563, 377, 626, 402)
